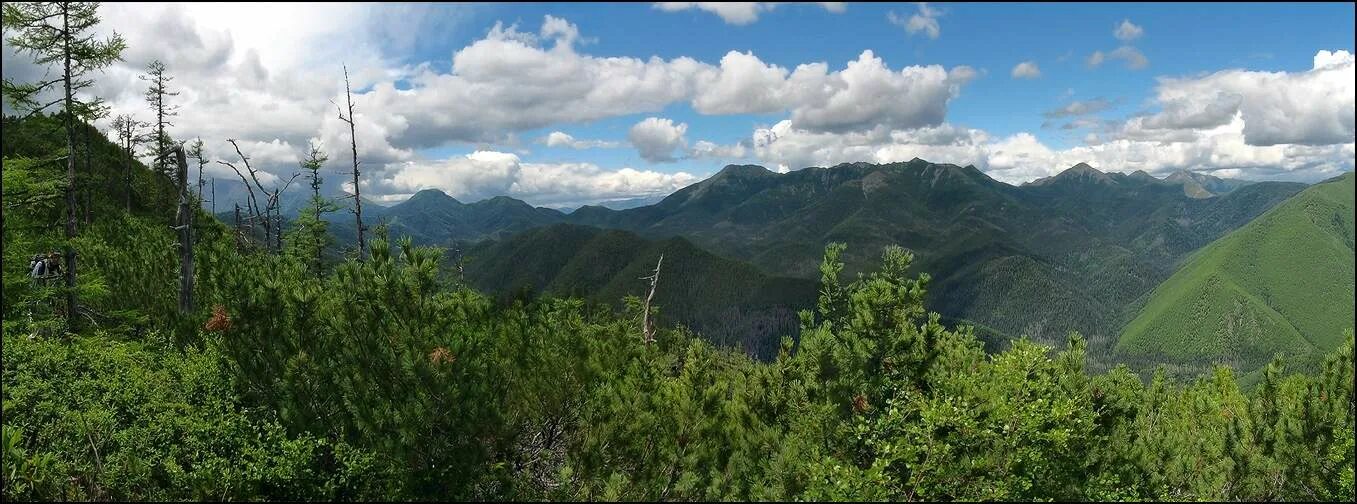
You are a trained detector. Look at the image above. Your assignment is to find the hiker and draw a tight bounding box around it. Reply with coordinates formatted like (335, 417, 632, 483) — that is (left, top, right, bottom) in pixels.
(29, 253, 46, 280)
(28, 251, 61, 285)
(44, 252, 62, 279)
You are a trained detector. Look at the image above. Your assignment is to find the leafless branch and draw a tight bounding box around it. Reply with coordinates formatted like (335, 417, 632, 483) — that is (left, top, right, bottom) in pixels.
(640, 254, 663, 344)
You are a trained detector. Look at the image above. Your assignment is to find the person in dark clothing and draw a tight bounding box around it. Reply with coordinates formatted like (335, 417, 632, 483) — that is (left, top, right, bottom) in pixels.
(28, 252, 61, 284)
(29, 253, 46, 279)
(44, 252, 62, 278)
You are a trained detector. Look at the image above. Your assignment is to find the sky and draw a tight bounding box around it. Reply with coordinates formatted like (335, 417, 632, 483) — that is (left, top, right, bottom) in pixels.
(2, 2, 1354, 209)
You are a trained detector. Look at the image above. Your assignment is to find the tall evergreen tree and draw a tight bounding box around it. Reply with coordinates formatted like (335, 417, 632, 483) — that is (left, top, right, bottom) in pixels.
(188, 137, 205, 203)
(2, 1, 126, 329)
(290, 140, 337, 275)
(139, 59, 178, 177)
(110, 113, 145, 211)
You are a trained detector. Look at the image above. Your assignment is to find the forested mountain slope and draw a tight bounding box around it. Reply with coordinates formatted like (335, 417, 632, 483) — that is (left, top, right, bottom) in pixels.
(464, 223, 816, 358)
(563, 159, 1305, 345)
(1118, 172, 1355, 373)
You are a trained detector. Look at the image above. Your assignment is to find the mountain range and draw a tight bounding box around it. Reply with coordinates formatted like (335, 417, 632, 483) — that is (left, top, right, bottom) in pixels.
(307, 159, 1309, 359)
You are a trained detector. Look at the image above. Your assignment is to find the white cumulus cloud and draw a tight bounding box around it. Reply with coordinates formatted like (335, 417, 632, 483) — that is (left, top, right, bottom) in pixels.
(629, 117, 690, 163)
(371, 151, 700, 207)
(540, 131, 622, 149)
(1114, 19, 1144, 42)
(1012, 61, 1042, 79)
(889, 3, 942, 39)
(1124, 50, 1354, 146)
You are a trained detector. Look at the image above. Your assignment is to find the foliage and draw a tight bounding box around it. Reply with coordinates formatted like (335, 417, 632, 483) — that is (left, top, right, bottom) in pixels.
(1, 328, 395, 501)
(1, 1, 127, 121)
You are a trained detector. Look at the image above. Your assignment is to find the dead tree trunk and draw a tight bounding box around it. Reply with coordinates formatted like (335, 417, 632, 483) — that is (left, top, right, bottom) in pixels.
(220, 139, 265, 248)
(274, 210, 282, 252)
(263, 174, 297, 254)
(195, 145, 205, 204)
(233, 204, 242, 250)
(336, 64, 365, 259)
(171, 146, 193, 315)
(640, 254, 663, 344)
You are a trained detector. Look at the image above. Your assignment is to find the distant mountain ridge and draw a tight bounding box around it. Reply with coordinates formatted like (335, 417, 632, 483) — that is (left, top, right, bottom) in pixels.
(1025, 165, 1252, 198)
(364, 159, 1305, 350)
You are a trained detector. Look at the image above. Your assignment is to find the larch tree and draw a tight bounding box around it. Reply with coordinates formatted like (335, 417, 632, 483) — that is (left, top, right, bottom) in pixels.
(1, 1, 126, 329)
(110, 113, 145, 211)
(188, 137, 204, 193)
(302, 142, 328, 204)
(295, 140, 337, 274)
(187, 136, 206, 224)
(140, 59, 179, 179)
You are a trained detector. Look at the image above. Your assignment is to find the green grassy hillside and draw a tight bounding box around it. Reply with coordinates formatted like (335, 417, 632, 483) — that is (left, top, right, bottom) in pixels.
(1117, 172, 1355, 373)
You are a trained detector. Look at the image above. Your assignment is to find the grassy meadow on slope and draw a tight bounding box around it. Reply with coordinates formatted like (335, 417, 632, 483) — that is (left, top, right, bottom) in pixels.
(1118, 172, 1356, 373)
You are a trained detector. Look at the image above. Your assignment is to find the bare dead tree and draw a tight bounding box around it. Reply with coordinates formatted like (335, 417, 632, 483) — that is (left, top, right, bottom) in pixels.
(453, 246, 466, 285)
(233, 203, 243, 249)
(640, 254, 663, 344)
(334, 64, 365, 259)
(175, 145, 194, 314)
(218, 142, 299, 253)
(267, 172, 300, 252)
(157, 144, 194, 314)
(218, 139, 266, 246)
(275, 209, 283, 252)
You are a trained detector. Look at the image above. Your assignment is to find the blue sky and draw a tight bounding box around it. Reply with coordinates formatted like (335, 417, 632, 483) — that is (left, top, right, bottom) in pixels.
(387, 2, 1355, 200)
(5, 2, 1352, 208)
(445, 2, 1352, 145)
